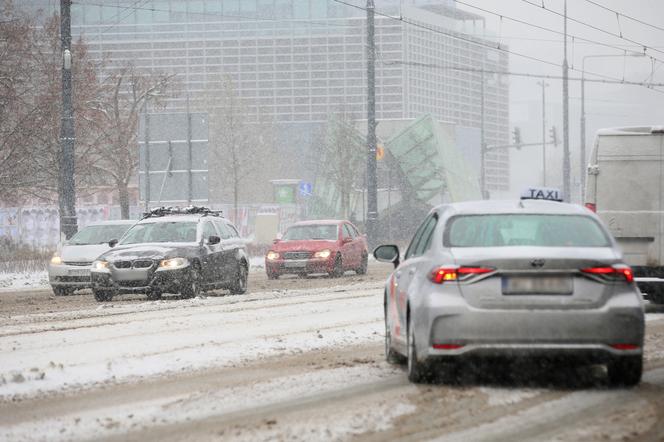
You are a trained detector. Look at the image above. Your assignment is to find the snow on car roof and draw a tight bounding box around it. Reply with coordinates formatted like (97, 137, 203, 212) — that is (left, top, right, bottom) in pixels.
(438, 200, 591, 216)
(136, 215, 204, 224)
(290, 219, 345, 226)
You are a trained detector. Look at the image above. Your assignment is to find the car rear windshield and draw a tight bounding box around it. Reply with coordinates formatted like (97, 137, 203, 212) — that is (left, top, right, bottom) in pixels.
(445, 214, 610, 247)
(283, 225, 338, 241)
(120, 221, 198, 244)
(68, 224, 132, 245)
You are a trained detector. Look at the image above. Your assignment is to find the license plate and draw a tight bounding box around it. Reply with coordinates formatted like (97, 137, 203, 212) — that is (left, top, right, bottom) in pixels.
(284, 261, 306, 268)
(502, 276, 573, 295)
(68, 269, 90, 277)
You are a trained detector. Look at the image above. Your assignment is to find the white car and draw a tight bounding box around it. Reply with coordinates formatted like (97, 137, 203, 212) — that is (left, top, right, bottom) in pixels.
(48, 220, 136, 296)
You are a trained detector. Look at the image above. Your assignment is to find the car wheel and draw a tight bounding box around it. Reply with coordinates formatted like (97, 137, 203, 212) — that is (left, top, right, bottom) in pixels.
(607, 355, 642, 387)
(52, 286, 72, 296)
(267, 271, 279, 280)
(385, 312, 405, 365)
(407, 315, 429, 383)
(182, 264, 201, 299)
(230, 262, 248, 295)
(329, 255, 343, 278)
(356, 253, 368, 275)
(93, 289, 113, 302)
(146, 290, 162, 301)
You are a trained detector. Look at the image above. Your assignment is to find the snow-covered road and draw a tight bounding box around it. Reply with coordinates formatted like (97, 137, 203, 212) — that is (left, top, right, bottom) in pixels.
(2, 272, 664, 442)
(0, 281, 385, 399)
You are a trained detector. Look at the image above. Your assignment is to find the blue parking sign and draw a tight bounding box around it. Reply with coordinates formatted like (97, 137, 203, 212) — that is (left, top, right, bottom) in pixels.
(299, 181, 313, 197)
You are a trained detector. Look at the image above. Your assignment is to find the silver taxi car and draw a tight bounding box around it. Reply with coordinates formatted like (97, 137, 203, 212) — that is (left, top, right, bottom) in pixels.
(374, 191, 645, 386)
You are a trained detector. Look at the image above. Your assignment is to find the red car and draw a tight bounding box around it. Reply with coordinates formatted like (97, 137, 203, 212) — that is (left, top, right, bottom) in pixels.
(265, 220, 368, 279)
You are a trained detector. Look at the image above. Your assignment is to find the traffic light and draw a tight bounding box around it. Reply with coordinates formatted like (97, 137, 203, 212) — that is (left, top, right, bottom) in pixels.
(549, 126, 559, 147)
(512, 127, 522, 150)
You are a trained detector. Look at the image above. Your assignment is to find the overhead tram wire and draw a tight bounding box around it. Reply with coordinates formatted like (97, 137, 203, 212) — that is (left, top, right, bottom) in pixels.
(379, 60, 664, 95)
(96, 0, 152, 35)
(519, 0, 664, 59)
(454, 0, 664, 69)
(330, 0, 658, 89)
(73, 1, 359, 33)
(331, 0, 560, 69)
(582, 0, 664, 34)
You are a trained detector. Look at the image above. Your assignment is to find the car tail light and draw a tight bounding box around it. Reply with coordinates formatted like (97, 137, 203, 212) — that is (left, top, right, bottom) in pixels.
(584, 203, 596, 212)
(581, 265, 634, 283)
(432, 343, 465, 350)
(430, 266, 493, 284)
(610, 344, 640, 351)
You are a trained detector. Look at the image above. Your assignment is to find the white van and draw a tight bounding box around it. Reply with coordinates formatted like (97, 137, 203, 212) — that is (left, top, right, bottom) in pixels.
(584, 126, 664, 303)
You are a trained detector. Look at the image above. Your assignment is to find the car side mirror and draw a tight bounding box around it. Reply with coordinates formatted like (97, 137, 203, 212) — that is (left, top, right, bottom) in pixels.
(374, 244, 400, 268)
(208, 235, 221, 245)
(108, 239, 118, 248)
(273, 238, 281, 244)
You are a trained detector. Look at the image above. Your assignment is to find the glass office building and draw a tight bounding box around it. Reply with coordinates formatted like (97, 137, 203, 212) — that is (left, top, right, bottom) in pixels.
(62, 0, 509, 192)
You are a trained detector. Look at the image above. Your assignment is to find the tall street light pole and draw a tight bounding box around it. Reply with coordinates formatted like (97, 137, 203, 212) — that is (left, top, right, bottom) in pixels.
(59, 0, 78, 239)
(562, 0, 571, 202)
(366, 0, 378, 245)
(581, 52, 645, 196)
(480, 67, 486, 198)
(537, 80, 549, 186)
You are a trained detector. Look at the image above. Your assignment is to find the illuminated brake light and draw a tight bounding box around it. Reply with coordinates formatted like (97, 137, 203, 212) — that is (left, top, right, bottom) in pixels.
(458, 267, 493, 275)
(433, 344, 464, 350)
(431, 267, 458, 284)
(430, 266, 493, 284)
(610, 344, 640, 351)
(581, 266, 634, 283)
(584, 202, 596, 212)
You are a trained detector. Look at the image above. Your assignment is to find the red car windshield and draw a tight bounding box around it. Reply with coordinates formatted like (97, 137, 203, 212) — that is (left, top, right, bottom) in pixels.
(283, 225, 338, 241)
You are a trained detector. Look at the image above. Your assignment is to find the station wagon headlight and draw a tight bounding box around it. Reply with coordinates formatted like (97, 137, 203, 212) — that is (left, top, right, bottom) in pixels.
(50, 255, 62, 265)
(266, 251, 280, 261)
(92, 260, 109, 271)
(158, 257, 189, 270)
(314, 249, 331, 259)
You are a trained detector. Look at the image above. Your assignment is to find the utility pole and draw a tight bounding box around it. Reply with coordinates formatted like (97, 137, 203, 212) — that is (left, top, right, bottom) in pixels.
(186, 94, 193, 205)
(537, 80, 549, 186)
(480, 67, 487, 198)
(366, 0, 378, 245)
(562, 0, 571, 202)
(59, 0, 77, 239)
(143, 103, 151, 212)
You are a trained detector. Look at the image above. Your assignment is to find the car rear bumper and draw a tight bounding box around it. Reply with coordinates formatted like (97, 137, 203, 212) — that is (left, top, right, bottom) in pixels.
(417, 290, 645, 362)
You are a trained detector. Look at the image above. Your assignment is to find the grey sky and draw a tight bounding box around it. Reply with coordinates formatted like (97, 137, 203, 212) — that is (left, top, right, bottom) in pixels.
(448, 0, 664, 197)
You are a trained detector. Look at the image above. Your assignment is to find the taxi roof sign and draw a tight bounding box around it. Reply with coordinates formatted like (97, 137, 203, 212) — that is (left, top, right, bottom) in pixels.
(520, 187, 563, 202)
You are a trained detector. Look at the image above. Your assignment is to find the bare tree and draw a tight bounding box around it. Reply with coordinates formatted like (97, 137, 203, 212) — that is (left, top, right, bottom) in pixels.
(0, 4, 38, 200)
(208, 77, 273, 221)
(0, 5, 103, 204)
(89, 64, 174, 218)
(311, 109, 365, 219)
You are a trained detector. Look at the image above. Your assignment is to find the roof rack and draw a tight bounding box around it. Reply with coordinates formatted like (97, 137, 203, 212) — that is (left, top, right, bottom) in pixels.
(141, 206, 223, 220)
